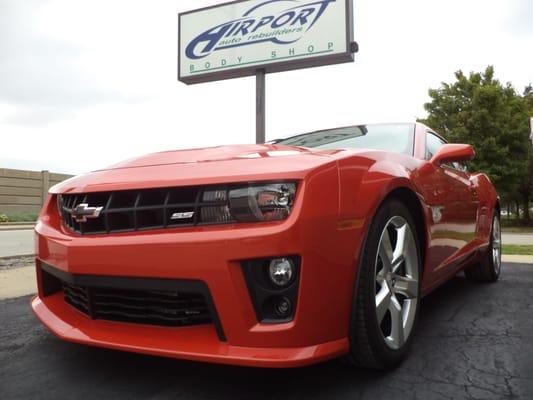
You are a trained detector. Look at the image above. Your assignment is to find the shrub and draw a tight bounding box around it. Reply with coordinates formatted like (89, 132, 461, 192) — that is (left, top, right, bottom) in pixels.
(0, 213, 39, 223)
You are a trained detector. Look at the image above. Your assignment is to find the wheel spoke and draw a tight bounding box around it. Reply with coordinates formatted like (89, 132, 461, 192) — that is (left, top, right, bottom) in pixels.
(393, 223, 406, 256)
(388, 296, 405, 348)
(492, 217, 502, 272)
(391, 254, 405, 274)
(376, 268, 386, 285)
(493, 224, 501, 245)
(394, 275, 419, 299)
(376, 286, 392, 323)
(392, 224, 411, 273)
(374, 215, 420, 351)
(379, 229, 394, 272)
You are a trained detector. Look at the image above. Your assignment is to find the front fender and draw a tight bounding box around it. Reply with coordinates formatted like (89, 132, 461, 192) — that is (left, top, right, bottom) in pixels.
(471, 173, 499, 244)
(337, 157, 422, 224)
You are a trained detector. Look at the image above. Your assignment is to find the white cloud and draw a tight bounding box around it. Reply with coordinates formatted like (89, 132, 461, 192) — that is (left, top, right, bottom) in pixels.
(0, 0, 531, 174)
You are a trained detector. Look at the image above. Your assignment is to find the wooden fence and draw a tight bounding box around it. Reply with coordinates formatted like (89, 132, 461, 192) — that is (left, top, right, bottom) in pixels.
(0, 168, 73, 215)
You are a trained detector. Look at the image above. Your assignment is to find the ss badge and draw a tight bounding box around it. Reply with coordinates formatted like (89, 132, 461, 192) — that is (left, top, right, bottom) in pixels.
(171, 212, 195, 220)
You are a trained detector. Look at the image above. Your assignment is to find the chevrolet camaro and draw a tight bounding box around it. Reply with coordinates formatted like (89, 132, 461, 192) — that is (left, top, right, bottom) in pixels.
(32, 122, 501, 369)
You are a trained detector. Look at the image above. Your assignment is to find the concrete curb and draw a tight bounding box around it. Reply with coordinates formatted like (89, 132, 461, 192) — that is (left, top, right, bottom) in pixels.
(0, 224, 35, 231)
(0, 254, 34, 261)
(0, 260, 532, 301)
(1, 254, 531, 263)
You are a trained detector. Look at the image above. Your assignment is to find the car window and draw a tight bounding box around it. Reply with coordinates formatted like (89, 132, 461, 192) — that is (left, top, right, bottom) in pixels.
(426, 132, 446, 160)
(452, 162, 468, 173)
(274, 124, 415, 156)
(426, 132, 469, 172)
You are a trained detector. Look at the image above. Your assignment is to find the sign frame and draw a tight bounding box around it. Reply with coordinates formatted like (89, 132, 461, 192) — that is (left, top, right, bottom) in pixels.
(178, 0, 354, 85)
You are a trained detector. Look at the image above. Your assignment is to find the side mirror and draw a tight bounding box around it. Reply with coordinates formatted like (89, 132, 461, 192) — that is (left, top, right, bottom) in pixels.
(431, 144, 475, 165)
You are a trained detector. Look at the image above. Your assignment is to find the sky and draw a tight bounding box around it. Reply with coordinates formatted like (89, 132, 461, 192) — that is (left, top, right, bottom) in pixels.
(0, 0, 532, 174)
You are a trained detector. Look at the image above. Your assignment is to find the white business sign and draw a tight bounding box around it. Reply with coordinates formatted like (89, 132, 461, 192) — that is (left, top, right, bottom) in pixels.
(178, 0, 354, 84)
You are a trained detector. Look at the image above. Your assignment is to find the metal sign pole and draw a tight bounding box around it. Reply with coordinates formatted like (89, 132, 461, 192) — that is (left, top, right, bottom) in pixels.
(256, 69, 266, 144)
(179, 1, 356, 145)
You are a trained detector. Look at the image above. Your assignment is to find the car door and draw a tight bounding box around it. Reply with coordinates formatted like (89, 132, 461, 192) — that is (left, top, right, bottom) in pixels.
(420, 132, 478, 277)
(440, 162, 479, 246)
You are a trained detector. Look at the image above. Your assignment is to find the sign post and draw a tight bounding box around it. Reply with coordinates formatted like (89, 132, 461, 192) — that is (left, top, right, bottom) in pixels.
(178, 0, 356, 143)
(256, 70, 266, 144)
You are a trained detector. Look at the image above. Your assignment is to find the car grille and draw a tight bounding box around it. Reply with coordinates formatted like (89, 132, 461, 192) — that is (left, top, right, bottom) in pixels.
(58, 186, 235, 235)
(62, 282, 212, 328)
(40, 261, 226, 341)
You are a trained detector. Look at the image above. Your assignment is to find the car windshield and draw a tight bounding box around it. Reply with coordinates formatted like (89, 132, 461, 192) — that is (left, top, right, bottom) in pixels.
(274, 123, 415, 155)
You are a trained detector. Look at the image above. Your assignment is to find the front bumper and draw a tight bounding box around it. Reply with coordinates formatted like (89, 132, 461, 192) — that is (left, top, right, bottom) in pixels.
(32, 294, 348, 368)
(32, 184, 363, 367)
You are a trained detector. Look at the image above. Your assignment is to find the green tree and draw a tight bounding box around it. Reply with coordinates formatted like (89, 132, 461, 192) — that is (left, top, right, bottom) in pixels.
(420, 66, 532, 219)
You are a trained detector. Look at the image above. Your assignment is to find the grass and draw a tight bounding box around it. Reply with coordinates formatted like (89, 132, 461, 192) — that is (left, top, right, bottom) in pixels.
(432, 231, 473, 242)
(0, 213, 39, 223)
(502, 245, 533, 256)
(502, 226, 533, 234)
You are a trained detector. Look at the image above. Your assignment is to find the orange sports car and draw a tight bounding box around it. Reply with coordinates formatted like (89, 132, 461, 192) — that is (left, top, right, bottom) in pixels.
(32, 123, 500, 369)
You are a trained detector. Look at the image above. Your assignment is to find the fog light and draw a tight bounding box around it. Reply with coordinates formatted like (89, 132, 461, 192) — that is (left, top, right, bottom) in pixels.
(241, 256, 300, 323)
(274, 297, 292, 317)
(269, 258, 294, 287)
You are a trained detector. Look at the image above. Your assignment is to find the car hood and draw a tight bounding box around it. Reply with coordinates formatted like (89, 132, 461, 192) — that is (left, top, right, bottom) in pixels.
(50, 144, 361, 194)
(101, 144, 319, 170)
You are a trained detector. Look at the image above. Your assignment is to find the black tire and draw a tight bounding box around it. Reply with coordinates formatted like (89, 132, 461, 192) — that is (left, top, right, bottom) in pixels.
(465, 212, 501, 283)
(344, 199, 422, 370)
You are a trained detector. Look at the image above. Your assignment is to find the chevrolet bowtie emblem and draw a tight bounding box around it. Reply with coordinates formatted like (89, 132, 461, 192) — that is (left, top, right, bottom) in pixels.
(71, 203, 103, 223)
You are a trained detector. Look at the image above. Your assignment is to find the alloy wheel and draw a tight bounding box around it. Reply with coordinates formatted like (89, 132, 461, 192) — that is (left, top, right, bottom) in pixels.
(492, 216, 502, 274)
(375, 216, 419, 350)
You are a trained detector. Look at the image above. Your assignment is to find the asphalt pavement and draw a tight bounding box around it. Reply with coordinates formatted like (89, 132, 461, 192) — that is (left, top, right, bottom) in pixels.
(1, 263, 532, 400)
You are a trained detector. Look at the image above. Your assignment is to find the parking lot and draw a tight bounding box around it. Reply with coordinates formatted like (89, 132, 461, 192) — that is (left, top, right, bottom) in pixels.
(1, 263, 532, 400)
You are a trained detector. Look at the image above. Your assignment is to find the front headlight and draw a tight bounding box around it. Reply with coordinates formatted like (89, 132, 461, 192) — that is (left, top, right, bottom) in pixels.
(200, 182, 296, 224)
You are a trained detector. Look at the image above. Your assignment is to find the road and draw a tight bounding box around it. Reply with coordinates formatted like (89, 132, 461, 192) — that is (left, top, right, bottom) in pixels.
(0, 230, 34, 258)
(1, 263, 532, 400)
(502, 233, 533, 245)
(1, 228, 532, 259)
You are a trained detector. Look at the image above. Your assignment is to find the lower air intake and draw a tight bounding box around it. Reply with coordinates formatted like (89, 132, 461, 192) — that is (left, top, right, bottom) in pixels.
(39, 262, 227, 340)
(63, 283, 212, 327)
